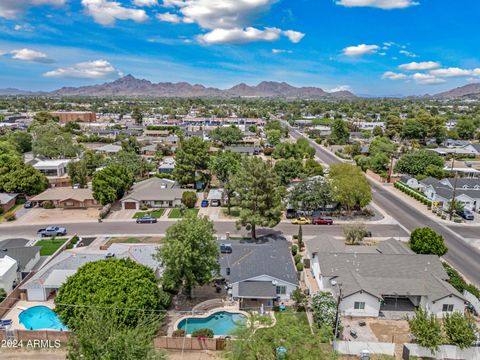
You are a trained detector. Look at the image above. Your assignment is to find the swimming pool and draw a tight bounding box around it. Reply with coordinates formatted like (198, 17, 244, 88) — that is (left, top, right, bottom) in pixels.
(19, 306, 68, 331)
(177, 311, 247, 336)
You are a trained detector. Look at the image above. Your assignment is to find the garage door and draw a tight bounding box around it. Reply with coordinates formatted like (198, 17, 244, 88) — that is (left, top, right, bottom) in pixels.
(124, 202, 137, 210)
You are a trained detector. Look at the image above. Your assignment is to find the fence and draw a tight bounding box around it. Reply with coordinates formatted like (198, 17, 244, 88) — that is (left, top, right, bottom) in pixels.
(334, 341, 395, 357)
(0, 329, 70, 343)
(0, 271, 35, 319)
(153, 336, 226, 351)
(402, 344, 480, 359)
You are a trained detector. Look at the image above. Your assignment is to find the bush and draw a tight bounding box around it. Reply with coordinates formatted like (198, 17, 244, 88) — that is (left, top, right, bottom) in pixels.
(294, 254, 302, 264)
(4, 212, 16, 221)
(181, 191, 197, 209)
(410, 228, 448, 256)
(159, 289, 172, 309)
(291, 244, 298, 256)
(42, 201, 55, 209)
(0, 208, 4, 216)
(172, 329, 185, 337)
(191, 328, 214, 338)
(140, 204, 149, 211)
(296, 262, 304, 271)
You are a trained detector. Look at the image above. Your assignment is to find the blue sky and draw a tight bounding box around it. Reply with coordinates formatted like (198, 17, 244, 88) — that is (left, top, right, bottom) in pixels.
(0, 0, 479, 96)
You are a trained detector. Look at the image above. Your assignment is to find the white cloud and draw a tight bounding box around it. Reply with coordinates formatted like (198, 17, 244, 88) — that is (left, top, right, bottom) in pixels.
(198, 27, 282, 45)
(9, 48, 52, 62)
(399, 49, 417, 58)
(342, 44, 379, 57)
(132, 0, 158, 5)
(43, 59, 121, 79)
(335, 0, 419, 10)
(283, 30, 305, 43)
(327, 85, 352, 93)
(156, 12, 182, 23)
(272, 49, 292, 54)
(412, 73, 445, 85)
(160, 0, 304, 44)
(0, 0, 65, 19)
(82, 0, 148, 26)
(398, 61, 440, 71)
(382, 71, 408, 80)
(430, 67, 480, 78)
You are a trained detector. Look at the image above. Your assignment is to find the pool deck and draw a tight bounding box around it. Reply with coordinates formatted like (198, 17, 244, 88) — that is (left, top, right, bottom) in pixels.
(2, 300, 56, 331)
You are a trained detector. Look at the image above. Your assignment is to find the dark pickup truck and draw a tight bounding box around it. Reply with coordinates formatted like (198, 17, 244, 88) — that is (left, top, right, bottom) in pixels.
(37, 226, 67, 237)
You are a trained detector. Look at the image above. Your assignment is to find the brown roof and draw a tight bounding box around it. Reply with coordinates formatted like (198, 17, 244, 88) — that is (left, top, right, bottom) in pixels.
(31, 188, 95, 202)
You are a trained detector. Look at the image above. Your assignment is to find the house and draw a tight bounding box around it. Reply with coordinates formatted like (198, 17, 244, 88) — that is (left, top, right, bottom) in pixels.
(21, 244, 162, 301)
(95, 144, 122, 154)
(399, 175, 422, 190)
(30, 188, 100, 209)
(0, 193, 17, 212)
(224, 146, 261, 156)
(158, 157, 176, 174)
(32, 159, 72, 187)
(207, 189, 224, 206)
(463, 144, 480, 156)
(0, 255, 17, 292)
(306, 237, 465, 319)
(218, 236, 298, 310)
(423, 177, 480, 212)
(121, 177, 189, 210)
(0, 238, 41, 276)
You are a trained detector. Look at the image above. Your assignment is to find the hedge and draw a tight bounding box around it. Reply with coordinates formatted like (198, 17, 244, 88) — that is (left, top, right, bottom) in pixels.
(191, 328, 214, 338)
(394, 181, 432, 207)
(443, 262, 480, 300)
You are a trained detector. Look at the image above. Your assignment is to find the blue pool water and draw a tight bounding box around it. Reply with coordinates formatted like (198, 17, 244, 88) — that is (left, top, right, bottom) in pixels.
(177, 311, 246, 336)
(19, 306, 68, 331)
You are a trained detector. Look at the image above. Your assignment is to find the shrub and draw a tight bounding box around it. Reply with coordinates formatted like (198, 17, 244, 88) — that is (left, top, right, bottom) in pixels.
(181, 191, 197, 209)
(410, 228, 448, 256)
(172, 329, 185, 337)
(191, 328, 214, 338)
(294, 254, 302, 264)
(291, 244, 298, 256)
(296, 262, 304, 271)
(159, 289, 172, 309)
(42, 201, 55, 209)
(4, 212, 16, 221)
(140, 204, 149, 211)
(0, 208, 4, 216)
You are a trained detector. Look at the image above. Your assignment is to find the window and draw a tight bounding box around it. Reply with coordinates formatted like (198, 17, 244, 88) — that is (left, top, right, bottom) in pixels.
(442, 304, 454, 312)
(354, 302, 365, 310)
(276, 286, 286, 295)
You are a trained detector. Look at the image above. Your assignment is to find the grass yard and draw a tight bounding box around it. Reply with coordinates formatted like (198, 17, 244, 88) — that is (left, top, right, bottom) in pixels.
(106, 236, 163, 246)
(221, 207, 241, 218)
(36, 238, 67, 256)
(133, 209, 165, 219)
(168, 208, 199, 219)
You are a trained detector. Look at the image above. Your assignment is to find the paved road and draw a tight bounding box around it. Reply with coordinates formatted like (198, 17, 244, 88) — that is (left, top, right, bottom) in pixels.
(290, 128, 480, 285)
(0, 221, 407, 240)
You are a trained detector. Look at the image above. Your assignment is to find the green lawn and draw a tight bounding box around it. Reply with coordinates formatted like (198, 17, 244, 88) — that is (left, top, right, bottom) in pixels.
(132, 209, 165, 219)
(105, 236, 164, 246)
(36, 238, 67, 256)
(221, 207, 241, 218)
(168, 208, 199, 219)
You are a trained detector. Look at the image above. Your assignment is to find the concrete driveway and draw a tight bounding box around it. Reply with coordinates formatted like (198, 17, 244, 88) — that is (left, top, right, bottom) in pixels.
(14, 208, 99, 225)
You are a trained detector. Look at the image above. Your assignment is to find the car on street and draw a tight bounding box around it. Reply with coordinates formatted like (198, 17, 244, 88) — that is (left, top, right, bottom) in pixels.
(286, 208, 297, 219)
(136, 215, 157, 224)
(458, 209, 475, 221)
(291, 217, 311, 225)
(312, 216, 334, 225)
(201, 200, 209, 207)
(37, 226, 67, 237)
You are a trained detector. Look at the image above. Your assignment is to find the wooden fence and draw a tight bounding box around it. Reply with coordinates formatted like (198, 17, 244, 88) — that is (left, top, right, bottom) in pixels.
(153, 336, 226, 351)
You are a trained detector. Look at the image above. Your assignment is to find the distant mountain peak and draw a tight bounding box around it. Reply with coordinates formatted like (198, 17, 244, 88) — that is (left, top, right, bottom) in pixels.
(434, 83, 480, 99)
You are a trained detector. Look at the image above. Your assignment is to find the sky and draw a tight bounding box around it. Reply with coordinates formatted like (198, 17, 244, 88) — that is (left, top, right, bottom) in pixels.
(0, 0, 479, 96)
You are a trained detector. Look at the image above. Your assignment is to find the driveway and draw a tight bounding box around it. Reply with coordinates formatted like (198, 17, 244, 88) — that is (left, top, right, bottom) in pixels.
(13, 208, 100, 225)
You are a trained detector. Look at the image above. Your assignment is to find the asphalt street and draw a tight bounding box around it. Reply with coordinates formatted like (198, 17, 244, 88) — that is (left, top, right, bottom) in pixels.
(290, 128, 480, 285)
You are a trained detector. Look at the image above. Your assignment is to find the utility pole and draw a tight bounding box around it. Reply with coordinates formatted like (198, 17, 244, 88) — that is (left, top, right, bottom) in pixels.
(333, 284, 342, 351)
(449, 158, 458, 221)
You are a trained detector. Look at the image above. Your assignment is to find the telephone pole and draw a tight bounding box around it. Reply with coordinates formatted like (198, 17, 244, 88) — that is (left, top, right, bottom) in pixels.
(449, 158, 458, 221)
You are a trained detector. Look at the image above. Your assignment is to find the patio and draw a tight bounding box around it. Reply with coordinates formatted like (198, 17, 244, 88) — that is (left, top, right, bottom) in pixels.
(1, 300, 56, 331)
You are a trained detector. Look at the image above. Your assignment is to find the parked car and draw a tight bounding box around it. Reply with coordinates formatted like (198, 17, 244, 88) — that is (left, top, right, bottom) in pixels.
(220, 243, 233, 254)
(458, 209, 475, 220)
(210, 199, 221, 207)
(201, 200, 209, 207)
(291, 217, 311, 225)
(37, 226, 67, 237)
(312, 216, 334, 225)
(286, 208, 297, 219)
(136, 215, 157, 224)
(23, 201, 33, 209)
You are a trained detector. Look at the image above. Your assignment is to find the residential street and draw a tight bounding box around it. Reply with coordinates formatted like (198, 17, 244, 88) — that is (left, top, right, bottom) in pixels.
(289, 128, 480, 285)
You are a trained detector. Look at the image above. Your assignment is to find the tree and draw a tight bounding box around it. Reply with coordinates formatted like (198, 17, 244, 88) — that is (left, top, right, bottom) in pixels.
(181, 191, 197, 208)
(330, 164, 372, 212)
(409, 228, 448, 256)
(385, 114, 403, 139)
(304, 158, 324, 177)
(67, 309, 165, 360)
(92, 164, 134, 205)
(67, 160, 89, 188)
(231, 157, 283, 239)
(272, 142, 301, 160)
(401, 119, 426, 140)
(265, 119, 287, 137)
(425, 164, 445, 179)
(443, 312, 477, 349)
(311, 292, 337, 332)
(107, 150, 152, 177)
(368, 136, 396, 157)
(5, 131, 32, 153)
(156, 215, 219, 295)
(31, 123, 79, 158)
(32, 111, 59, 126)
(121, 136, 141, 153)
(372, 126, 383, 137)
(288, 178, 333, 212)
(132, 107, 143, 125)
(343, 222, 368, 245)
(329, 118, 349, 144)
(273, 158, 304, 185)
(295, 138, 315, 159)
(55, 258, 161, 329)
(173, 137, 210, 186)
(209, 150, 241, 214)
(209, 125, 243, 146)
(395, 150, 444, 176)
(266, 129, 282, 146)
(455, 118, 476, 140)
(0, 288, 6, 302)
(407, 308, 443, 352)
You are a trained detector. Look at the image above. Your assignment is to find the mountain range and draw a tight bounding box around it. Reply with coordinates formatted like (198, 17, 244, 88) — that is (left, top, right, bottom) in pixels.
(433, 83, 480, 99)
(0, 75, 355, 99)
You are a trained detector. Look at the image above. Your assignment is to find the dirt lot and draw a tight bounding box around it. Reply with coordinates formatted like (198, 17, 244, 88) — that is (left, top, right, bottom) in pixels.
(342, 317, 410, 344)
(164, 349, 223, 360)
(15, 208, 99, 225)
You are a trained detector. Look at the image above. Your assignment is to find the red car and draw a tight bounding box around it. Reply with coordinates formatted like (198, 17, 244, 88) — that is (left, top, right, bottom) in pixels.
(312, 217, 334, 225)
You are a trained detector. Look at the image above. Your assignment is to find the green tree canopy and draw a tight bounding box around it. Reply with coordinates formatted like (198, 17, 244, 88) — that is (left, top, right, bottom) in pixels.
(274, 158, 304, 185)
(92, 164, 134, 205)
(329, 118, 349, 145)
(173, 137, 210, 185)
(304, 158, 324, 177)
(288, 178, 333, 212)
(408, 308, 443, 352)
(455, 118, 476, 140)
(329, 164, 372, 211)
(208, 150, 241, 184)
(443, 312, 477, 349)
(31, 123, 79, 158)
(55, 258, 161, 329)
(394, 150, 444, 176)
(209, 125, 244, 146)
(265, 129, 282, 146)
(401, 119, 427, 140)
(132, 107, 144, 125)
(3, 131, 32, 153)
(156, 215, 219, 294)
(231, 157, 283, 239)
(385, 114, 403, 139)
(409, 228, 448, 256)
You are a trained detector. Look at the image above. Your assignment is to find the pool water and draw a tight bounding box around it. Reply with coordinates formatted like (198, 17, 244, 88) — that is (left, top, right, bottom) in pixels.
(177, 311, 246, 336)
(19, 306, 68, 331)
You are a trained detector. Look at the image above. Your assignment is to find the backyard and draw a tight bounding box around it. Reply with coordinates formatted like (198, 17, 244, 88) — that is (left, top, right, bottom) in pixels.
(168, 208, 199, 219)
(35, 238, 67, 256)
(133, 209, 165, 219)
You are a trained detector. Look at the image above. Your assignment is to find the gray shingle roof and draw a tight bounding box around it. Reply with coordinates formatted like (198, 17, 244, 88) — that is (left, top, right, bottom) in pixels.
(122, 177, 188, 202)
(218, 236, 298, 286)
(238, 281, 277, 299)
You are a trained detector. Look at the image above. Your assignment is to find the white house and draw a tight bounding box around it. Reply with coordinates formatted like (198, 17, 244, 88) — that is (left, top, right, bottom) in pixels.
(0, 255, 18, 292)
(306, 238, 465, 319)
(33, 159, 71, 177)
